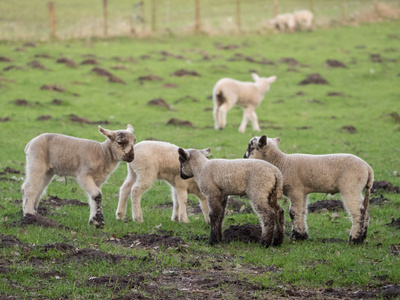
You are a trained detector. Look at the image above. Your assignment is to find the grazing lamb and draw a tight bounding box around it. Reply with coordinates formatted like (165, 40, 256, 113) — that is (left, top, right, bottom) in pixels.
(213, 73, 277, 133)
(22, 125, 136, 228)
(244, 135, 374, 244)
(178, 147, 284, 247)
(293, 10, 314, 31)
(116, 141, 210, 224)
(269, 13, 296, 32)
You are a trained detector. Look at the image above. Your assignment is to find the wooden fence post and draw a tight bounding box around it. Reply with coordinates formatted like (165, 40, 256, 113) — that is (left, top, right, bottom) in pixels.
(195, 0, 200, 33)
(48, 2, 57, 39)
(341, 0, 347, 20)
(236, 0, 241, 32)
(152, 0, 156, 32)
(103, 0, 108, 36)
(273, 0, 278, 17)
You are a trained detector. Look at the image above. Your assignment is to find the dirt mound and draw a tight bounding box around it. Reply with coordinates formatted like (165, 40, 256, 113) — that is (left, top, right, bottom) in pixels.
(34, 242, 76, 253)
(386, 217, 400, 229)
(69, 114, 109, 125)
(226, 197, 252, 214)
(107, 233, 187, 249)
(159, 51, 185, 60)
(162, 83, 178, 88)
(299, 73, 329, 85)
(372, 180, 400, 194)
(1, 167, 22, 175)
(390, 244, 400, 255)
(80, 59, 98, 65)
(51, 99, 63, 105)
(91, 67, 125, 84)
(37, 115, 52, 121)
(370, 194, 389, 205)
(87, 274, 145, 291)
(280, 57, 299, 66)
(223, 224, 261, 244)
(40, 84, 65, 92)
(148, 98, 172, 110)
(14, 214, 68, 229)
(341, 125, 357, 134)
(138, 74, 162, 82)
(41, 195, 88, 208)
(174, 95, 199, 104)
(34, 54, 52, 59)
(0, 235, 26, 248)
(27, 60, 48, 70)
(327, 92, 345, 97)
(0, 117, 11, 122)
(308, 200, 344, 213)
(0, 56, 12, 62)
(171, 69, 200, 77)
(215, 43, 240, 50)
(11, 99, 29, 106)
(65, 248, 137, 263)
(3, 65, 22, 71)
(57, 58, 77, 67)
(370, 54, 382, 63)
(23, 42, 36, 47)
(326, 59, 347, 68)
(166, 118, 194, 128)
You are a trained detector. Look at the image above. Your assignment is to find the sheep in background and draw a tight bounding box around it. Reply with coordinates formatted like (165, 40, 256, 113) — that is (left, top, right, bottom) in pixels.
(269, 13, 296, 32)
(293, 10, 314, 31)
(244, 135, 374, 244)
(213, 73, 277, 133)
(178, 147, 284, 247)
(116, 141, 210, 224)
(22, 125, 136, 228)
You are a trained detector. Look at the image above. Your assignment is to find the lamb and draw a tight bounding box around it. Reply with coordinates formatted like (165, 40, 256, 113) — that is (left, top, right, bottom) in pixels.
(244, 135, 374, 244)
(178, 147, 284, 247)
(269, 13, 296, 32)
(293, 10, 314, 31)
(212, 73, 277, 133)
(21, 125, 136, 228)
(116, 141, 210, 224)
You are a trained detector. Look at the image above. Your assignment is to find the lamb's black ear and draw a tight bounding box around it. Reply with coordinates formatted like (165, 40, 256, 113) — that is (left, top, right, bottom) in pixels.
(258, 135, 267, 148)
(178, 148, 188, 162)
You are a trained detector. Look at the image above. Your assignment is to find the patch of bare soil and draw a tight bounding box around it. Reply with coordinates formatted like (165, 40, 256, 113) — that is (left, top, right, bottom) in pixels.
(80, 59, 98, 65)
(0, 117, 11, 122)
(37, 115, 52, 121)
(326, 59, 347, 68)
(87, 274, 145, 292)
(226, 197, 252, 214)
(387, 112, 400, 123)
(112, 56, 136, 63)
(170, 69, 200, 77)
(159, 51, 185, 60)
(138, 74, 162, 82)
(0, 234, 26, 248)
(57, 58, 77, 67)
(166, 118, 194, 128)
(23, 42, 36, 47)
(372, 180, 400, 194)
(69, 114, 110, 125)
(3, 65, 22, 71)
(13, 214, 69, 229)
(139, 54, 151, 60)
(10, 99, 40, 107)
(296, 126, 312, 130)
(309, 98, 325, 105)
(308, 200, 344, 213)
(91, 67, 125, 85)
(279, 57, 300, 66)
(390, 244, 400, 255)
(51, 99, 63, 105)
(40, 84, 65, 92)
(370, 54, 382, 63)
(34, 54, 52, 59)
(386, 217, 400, 229)
(299, 73, 329, 85)
(65, 248, 138, 264)
(174, 95, 199, 104)
(341, 125, 357, 134)
(1, 167, 21, 175)
(27, 60, 48, 70)
(0, 56, 12, 62)
(215, 43, 240, 50)
(148, 98, 172, 110)
(223, 224, 262, 244)
(111, 65, 127, 70)
(162, 83, 179, 88)
(327, 92, 345, 97)
(370, 194, 389, 205)
(41, 195, 88, 209)
(227, 53, 274, 65)
(107, 233, 188, 249)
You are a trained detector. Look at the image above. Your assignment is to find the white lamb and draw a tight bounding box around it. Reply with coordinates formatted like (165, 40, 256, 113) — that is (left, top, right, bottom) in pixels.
(116, 141, 210, 224)
(269, 13, 296, 32)
(178, 147, 284, 247)
(293, 10, 314, 31)
(22, 125, 136, 228)
(212, 73, 277, 133)
(244, 135, 374, 244)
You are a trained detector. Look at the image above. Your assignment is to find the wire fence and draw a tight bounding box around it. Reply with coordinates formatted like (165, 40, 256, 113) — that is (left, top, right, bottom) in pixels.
(0, 0, 400, 41)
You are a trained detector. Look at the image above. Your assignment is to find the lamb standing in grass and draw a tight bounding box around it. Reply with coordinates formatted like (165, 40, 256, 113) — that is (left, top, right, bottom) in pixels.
(22, 125, 136, 228)
(244, 135, 374, 244)
(178, 147, 284, 247)
(213, 73, 277, 133)
(269, 13, 296, 32)
(116, 141, 210, 224)
(293, 10, 314, 31)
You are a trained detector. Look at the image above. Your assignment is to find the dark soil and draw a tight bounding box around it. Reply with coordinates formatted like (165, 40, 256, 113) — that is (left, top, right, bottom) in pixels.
(69, 114, 109, 125)
(148, 98, 172, 110)
(0, 117, 11, 122)
(223, 224, 262, 244)
(296, 126, 312, 130)
(308, 200, 344, 213)
(3, 65, 22, 71)
(166, 118, 194, 128)
(299, 73, 329, 85)
(372, 180, 400, 194)
(13, 214, 69, 229)
(65, 248, 138, 264)
(159, 51, 185, 60)
(341, 125, 357, 134)
(51, 99, 63, 105)
(34, 54, 52, 59)
(326, 59, 347, 68)
(327, 92, 345, 97)
(226, 197, 252, 214)
(87, 274, 145, 291)
(387, 112, 400, 123)
(162, 83, 179, 88)
(370, 194, 389, 205)
(41, 195, 88, 208)
(386, 217, 400, 229)
(57, 58, 77, 67)
(107, 233, 188, 249)
(23, 42, 36, 47)
(1, 167, 22, 175)
(80, 59, 98, 65)
(309, 98, 325, 105)
(91, 67, 125, 84)
(0, 234, 26, 248)
(170, 69, 200, 77)
(137, 74, 162, 81)
(111, 65, 127, 70)
(27, 60, 48, 70)
(40, 84, 65, 92)
(214, 43, 240, 50)
(174, 95, 199, 104)
(370, 54, 382, 63)
(279, 57, 300, 66)
(0, 56, 12, 62)
(390, 244, 400, 255)
(37, 115, 52, 121)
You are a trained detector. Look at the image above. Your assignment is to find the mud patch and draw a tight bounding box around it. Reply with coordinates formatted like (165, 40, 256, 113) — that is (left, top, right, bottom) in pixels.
(80, 59, 98, 65)
(299, 73, 329, 85)
(57, 58, 77, 67)
(326, 59, 347, 68)
(372, 180, 400, 194)
(0, 167, 22, 175)
(279, 57, 299, 66)
(40, 84, 65, 92)
(308, 200, 344, 213)
(27, 60, 48, 70)
(223, 224, 261, 244)
(148, 98, 172, 110)
(13, 214, 69, 229)
(327, 92, 345, 97)
(87, 274, 145, 291)
(166, 118, 194, 128)
(170, 69, 200, 77)
(69, 114, 109, 125)
(0, 117, 11, 122)
(41, 195, 88, 209)
(34, 54, 52, 59)
(159, 51, 185, 60)
(162, 83, 179, 88)
(51, 99, 63, 105)
(341, 125, 357, 134)
(138, 74, 162, 82)
(174, 95, 199, 104)
(0, 234, 26, 248)
(0, 56, 12, 62)
(386, 217, 400, 229)
(370, 54, 382, 63)
(37, 115, 52, 121)
(107, 233, 187, 249)
(91, 67, 125, 84)
(370, 194, 389, 205)
(10, 99, 40, 107)
(226, 197, 252, 214)
(65, 248, 137, 264)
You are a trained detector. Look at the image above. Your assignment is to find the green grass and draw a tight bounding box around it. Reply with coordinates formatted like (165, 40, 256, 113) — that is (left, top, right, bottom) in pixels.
(1, 20, 400, 298)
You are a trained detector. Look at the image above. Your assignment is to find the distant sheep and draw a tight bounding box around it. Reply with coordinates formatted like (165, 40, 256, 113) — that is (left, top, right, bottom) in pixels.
(293, 10, 314, 31)
(244, 135, 374, 244)
(178, 147, 284, 247)
(213, 73, 277, 133)
(116, 141, 210, 224)
(22, 125, 136, 228)
(269, 13, 295, 32)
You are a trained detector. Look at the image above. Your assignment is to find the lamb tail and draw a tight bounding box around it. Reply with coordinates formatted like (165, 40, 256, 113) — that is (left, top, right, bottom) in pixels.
(363, 168, 374, 211)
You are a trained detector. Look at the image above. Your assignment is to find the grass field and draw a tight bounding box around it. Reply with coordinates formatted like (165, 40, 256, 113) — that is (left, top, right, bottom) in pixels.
(0, 19, 400, 299)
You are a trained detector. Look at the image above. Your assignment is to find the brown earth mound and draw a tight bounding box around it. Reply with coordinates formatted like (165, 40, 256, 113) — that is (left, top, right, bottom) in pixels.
(69, 114, 109, 125)
(1, 167, 22, 175)
(166, 118, 194, 128)
(299, 73, 329, 85)
(386, 217, 400, 229)
(40, 84, 65, 92)
(23, 42, 36, 47)
(37, 115, 52, 121)
(27, 60, 48, 70)
(171, 69, 200, 77)
(0, 234, 26, 248)
(91, 67, 125, 84)
(372, 180, 400, 194)
(370, 194, 389, 205)
(0, 56, 12, 62)
(138, 74, 162, 81)
(370, 54, 382, 63)
(326, 59, 347, 68)
(308, 200, 344, 213)
(174, 95, 199, 104)
(215, 43, 240, 50)
(14, 214, 69, 229)
(80, 59, 98, 65)
(148, 98, 172, 110)
(41, 195, 88, 208)
(57, 58, 77, 67)
(327, 92, 345, 97)
(51, 99, 63, 105)
(107, 233, 187, 249)
(34, 54, 52, 59)
(226, 197, 252, 214)
(223, 224, 262, 244)
(87, 274, 145, 291)
(159, 51, 185, 60)
(280, 57, 300, 66)
(341, 125, 357, 134)
(162, 83, 179, 88)
(0, 117, 11, 122)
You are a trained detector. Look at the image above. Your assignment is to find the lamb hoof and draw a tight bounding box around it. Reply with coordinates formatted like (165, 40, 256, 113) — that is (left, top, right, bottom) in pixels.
(349, 235, 365, 245)
(291, 230, 308, 241)
(89, 220, 105, 229)
(260, 241, 271, 248)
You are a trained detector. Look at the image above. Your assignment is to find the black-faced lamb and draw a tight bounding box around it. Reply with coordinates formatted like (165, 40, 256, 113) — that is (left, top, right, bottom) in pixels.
(22, 125, 136, 228)
(116, 141, 210, 224)
(178, 147, 284, 247)
(212, 73, 277, 133)
(244, 135, 374, 244)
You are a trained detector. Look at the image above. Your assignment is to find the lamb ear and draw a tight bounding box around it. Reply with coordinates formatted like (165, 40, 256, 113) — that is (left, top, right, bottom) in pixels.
(126, 124, 134, 133)
(266, 75, 277, 83)
(251, 73, 260, 81)
(201, 148, 211, 157)
(178, 148, 188, 162)
(274, 137, 281, 145)
(98, 126, 116, 141)
(258, 135, 267, 148)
